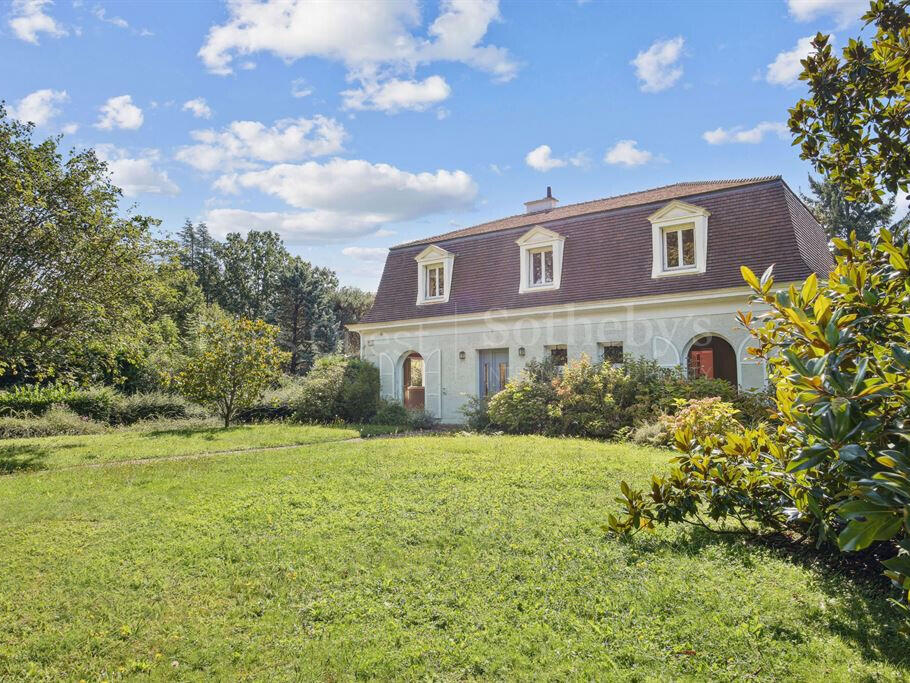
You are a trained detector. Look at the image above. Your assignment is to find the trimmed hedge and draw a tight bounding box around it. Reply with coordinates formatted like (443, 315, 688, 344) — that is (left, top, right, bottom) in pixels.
(0, 385, 198, 426)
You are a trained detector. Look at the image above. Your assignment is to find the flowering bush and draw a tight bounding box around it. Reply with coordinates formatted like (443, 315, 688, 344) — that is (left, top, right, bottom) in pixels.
(654, 397, 743, 446)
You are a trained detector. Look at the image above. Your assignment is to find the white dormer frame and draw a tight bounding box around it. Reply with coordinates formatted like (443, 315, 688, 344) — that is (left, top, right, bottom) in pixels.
(516, 226, 566, 294)
(648, 200, 710, 278)
(414, 244, 454, 305)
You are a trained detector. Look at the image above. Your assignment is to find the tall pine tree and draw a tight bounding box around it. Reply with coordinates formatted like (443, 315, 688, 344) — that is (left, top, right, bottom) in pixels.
(800, 175, 897, 242)
(273, 258, 340, 374)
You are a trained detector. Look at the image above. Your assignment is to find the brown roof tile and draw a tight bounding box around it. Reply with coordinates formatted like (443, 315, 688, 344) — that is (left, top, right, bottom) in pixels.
(396, 176, 781, 248)
(361, 177, 830, 325)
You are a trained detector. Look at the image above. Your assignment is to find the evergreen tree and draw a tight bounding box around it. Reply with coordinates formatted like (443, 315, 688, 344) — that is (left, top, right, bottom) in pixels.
(273, 258, 340, 374)
(333, 286, 375, 354)
(176, 219, 198, 273)
(195, 223, 221, 304)
(800, 175, 897, 241)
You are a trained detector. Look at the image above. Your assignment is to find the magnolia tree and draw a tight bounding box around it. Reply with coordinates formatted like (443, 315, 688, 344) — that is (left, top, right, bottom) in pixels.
(610, 0, 910, 626)
(170, 317, 289, 427)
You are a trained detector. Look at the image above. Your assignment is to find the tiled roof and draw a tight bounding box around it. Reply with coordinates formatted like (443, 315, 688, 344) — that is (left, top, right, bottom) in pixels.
(396, 176, 781, 249)
(362, 177, 831, 325)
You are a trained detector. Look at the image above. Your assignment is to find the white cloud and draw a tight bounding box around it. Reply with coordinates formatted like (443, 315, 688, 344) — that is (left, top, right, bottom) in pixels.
(525, 145, 566, 172)
(205, 157, 476, 243)
(92, 5, 128, 29)
(291, 78, 312, 98)
(631, 36, 685, 93)
(175, 116, 346, 172)
(182, 97, 213, 119)
(61, 122, 79, 134)
(9, 0, 66, 44)
(95, 95, 144, 130)
(95, 145, 179, 197)
(199, 0, 515, 77)
(787, 0, 866, 27)
(220, 158, 477, 216)
(342, 75, 451, 113)
(204, 209, 381, 242)
(702, 121, 789, 145)
(198, 0, 517, 115)
(766, 36, 816, 87)
(604, 140, 656, 166)
(8, 88, 68, 125)
(342, 246, 389, 261)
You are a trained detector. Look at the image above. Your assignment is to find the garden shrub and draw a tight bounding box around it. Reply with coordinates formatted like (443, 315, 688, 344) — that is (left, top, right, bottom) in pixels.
(486, 354, 745, 439)
(607, 227, 910, 625)
(0, 405, 106, 439)
(65, 386, 117, 422)
(294, 355, 380, 424)
(0, 384, 79, 417)
(459, 395, 491, 432)
(629, 422, 664, 447)
(372, 399, 409, 426)
(405, 409, 438, 431)
(234, 377, 305, 423)
(654, 397, 742, 447)
(111, 392, 198, 425)
(487, 367, 558, 435)
(549, 355, 617, 437)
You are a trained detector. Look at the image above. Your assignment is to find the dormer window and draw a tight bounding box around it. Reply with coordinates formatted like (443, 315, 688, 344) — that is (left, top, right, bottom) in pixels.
(648, 200, 710, 278)
(414, 245, 454, 305)
(516, 226, 565, 293)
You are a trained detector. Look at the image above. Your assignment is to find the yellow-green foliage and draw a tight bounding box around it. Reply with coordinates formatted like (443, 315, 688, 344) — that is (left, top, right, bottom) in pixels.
(169, 317, 289, 427)
(609, 225, 910, 625)
(655, 397, 743, 446)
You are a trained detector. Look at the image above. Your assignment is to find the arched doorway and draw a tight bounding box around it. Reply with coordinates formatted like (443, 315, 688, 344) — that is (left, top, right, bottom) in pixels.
(687, 335, 737, 386)
(402, 352, 425, 411)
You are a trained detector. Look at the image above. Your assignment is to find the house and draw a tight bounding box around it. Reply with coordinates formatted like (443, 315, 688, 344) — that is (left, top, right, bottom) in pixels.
(348, 176, 832, 423)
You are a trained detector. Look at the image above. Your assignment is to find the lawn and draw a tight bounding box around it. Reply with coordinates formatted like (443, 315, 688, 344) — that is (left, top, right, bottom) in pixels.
(1, 432, 907, 680)
(0, 422, 359, 472)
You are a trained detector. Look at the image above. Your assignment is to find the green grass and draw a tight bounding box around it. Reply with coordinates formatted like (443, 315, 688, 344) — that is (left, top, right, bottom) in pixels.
(1, 433, 907, 680)
(0, 422, 359, 472)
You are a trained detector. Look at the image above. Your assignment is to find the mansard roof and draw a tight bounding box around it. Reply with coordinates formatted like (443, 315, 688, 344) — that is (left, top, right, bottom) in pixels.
(360, 177, 832, 325)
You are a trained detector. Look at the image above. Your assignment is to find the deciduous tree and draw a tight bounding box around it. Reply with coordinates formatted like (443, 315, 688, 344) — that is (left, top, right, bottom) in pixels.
(0, 106, 155, 381)
(789, 1, 910, 204)
(169, 316, 288, 427)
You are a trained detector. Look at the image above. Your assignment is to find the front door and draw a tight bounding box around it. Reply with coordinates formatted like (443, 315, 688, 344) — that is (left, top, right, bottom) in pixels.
(479, 349, 510, 398)
(689, 349, 715, 379)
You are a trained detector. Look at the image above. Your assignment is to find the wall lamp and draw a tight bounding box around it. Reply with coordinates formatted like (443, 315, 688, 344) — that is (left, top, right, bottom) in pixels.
(459, 350, 466, 360)
(518, 347, 526, 357)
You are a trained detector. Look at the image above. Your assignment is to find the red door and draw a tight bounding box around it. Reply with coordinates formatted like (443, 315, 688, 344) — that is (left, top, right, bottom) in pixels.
(690, 349, 715, 379)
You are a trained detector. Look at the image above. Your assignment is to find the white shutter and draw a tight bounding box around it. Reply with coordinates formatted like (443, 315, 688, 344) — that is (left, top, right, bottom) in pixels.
(378, 352, 395, 399)
(652, 336, 680, 368)
(423, 349, 442, 417)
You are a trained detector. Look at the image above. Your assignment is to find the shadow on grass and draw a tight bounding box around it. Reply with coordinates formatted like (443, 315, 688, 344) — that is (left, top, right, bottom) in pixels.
(0, 444, 50, 474)
(139, 425, 244, 440)
(625, 527, 910, 669)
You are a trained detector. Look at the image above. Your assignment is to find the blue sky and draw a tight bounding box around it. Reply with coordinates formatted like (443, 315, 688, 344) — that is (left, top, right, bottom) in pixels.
(1, 0, 880, 289)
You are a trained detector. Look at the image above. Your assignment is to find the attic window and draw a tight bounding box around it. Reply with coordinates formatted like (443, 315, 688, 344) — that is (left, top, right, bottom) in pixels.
(414, 245, 454, 305)
(648, 200, 710, 278)
(516, 226, 565, 294)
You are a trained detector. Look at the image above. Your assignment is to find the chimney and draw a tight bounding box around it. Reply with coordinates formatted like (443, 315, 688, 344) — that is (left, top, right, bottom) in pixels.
(524, 186, 559, 214)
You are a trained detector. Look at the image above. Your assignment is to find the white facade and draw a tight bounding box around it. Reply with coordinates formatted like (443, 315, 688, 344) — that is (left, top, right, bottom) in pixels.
(352, 285, 776, 424)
